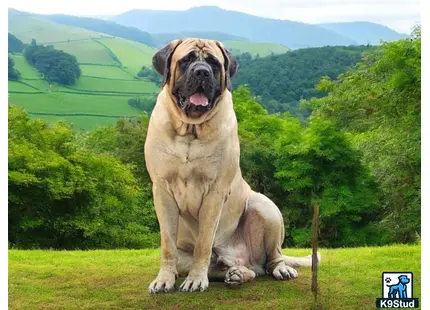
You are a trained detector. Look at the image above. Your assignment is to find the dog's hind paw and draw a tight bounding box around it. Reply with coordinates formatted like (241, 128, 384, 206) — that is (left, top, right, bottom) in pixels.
(225, 266, 244, 287)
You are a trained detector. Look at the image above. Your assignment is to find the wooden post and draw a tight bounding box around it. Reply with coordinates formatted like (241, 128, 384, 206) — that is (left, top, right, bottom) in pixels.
(311, 200, 320, 301)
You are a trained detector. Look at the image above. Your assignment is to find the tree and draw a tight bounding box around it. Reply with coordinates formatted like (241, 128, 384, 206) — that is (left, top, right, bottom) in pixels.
(8, 33, 25, 53)
(8, 57, 20, 80)
(24, 42, 81, 85)
(8, 105, 157, 249)
(303, 27, 421, 243)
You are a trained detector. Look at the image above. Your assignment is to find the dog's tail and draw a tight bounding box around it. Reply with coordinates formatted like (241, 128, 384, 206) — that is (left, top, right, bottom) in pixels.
(283, 252, 321, 268)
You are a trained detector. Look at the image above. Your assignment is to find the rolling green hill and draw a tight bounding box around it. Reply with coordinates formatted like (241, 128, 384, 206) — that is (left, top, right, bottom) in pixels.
(224, 40, 289, 56)
(8, 11, 159, 131)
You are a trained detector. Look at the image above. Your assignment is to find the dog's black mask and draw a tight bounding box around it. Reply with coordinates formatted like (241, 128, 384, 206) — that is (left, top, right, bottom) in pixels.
(152, 40, 238, 116)
(172, 52, 222, 114)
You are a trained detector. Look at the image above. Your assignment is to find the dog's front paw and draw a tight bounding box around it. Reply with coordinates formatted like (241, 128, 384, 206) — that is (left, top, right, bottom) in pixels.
(148, 270, 177, 294)
(179, 273, 209, 292)
(272, 263, 298, 280)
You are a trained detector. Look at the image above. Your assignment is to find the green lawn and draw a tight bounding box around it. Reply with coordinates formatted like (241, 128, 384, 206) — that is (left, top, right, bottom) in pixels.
(224, 40, 290, 57)
(8, 245, 421, 309)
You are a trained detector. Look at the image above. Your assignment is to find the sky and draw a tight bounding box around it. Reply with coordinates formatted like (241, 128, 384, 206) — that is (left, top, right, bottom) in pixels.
(7, 0, 420, 34)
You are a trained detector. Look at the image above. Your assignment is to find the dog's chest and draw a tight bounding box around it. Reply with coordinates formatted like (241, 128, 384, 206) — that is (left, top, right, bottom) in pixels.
(163, 134, 223, 217)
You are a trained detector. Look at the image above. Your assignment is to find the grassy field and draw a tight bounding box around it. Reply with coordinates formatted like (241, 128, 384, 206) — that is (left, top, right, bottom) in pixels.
(69, 76, 159, 93)
(52, 40, 116, 65)
(8, 92, 141, 116)
(8, 12, 160, 131)
(80, 65, 135, 79)
(8, 13, 106, 44)
(9, 54, 42, 79)
(224, 40, 290, 56)
(8, 245, 420, 309)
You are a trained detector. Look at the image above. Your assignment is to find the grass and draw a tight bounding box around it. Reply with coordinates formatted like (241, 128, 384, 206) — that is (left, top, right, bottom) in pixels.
(52, 40, 116, 65)
(8, 245, 420, 309)
(224, 40, 290, 56)
(8, 14, 106, 44)
(8, 92, 139, 116)
(67, 76, 159, 93)
(8, 81, 41, 93)
(32, 114, 128, 131)
(9, 54, 42, 79)
(8, 92, 144, 131)
(97, 37, 156, 75)
(80, 65, 134, 79)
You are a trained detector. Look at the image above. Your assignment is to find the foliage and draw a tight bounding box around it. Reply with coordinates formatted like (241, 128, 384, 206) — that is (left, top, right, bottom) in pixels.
(8, 57, 20, 80)
(234, 86, 382, 247)
(8, 33, 25, 53)
(24, 40, 81, 85)
(84, 116, 158, 233)
(8, 105, 156, 249)
(303, 26, 421, 243)
(233, 46, 374, 118)
(137, 66, 162, 84)
(128, 96, 156, 113)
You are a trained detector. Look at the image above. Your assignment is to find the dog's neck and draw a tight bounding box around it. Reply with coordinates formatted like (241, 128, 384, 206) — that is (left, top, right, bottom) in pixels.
(161, 87, 235, 138)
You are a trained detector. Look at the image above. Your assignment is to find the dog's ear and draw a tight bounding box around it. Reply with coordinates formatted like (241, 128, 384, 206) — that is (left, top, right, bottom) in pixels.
(152, 39, 183, 87)
(216, 41, 238, 91)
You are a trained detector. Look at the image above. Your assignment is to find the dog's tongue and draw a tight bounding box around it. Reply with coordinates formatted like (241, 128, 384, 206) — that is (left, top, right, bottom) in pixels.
(189, 93, 209, 106)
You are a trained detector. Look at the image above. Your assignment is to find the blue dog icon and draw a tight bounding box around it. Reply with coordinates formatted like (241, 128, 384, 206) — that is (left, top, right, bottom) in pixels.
(387, 275, 410, 298)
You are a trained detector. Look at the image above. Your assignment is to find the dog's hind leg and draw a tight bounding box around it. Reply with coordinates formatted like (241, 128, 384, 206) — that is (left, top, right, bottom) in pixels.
(244, 192, 317, 280)
(208, 254, 256, 286)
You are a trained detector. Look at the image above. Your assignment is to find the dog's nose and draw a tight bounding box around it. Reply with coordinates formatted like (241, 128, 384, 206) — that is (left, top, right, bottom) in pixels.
(192, 65, 210, 78)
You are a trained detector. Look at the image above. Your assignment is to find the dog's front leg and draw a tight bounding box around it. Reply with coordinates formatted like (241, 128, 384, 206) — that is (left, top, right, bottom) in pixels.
(148, 182, 179, 294)
(179, 190, 224, 292)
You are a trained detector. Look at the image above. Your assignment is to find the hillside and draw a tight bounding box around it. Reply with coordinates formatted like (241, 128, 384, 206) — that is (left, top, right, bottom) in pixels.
(318, 21, 408, 45)
(110, 6, 358, 49)
(43, 14, 155, 47)
(233, 45, 374, 117)
(8, 245, 421, 309)
(8, 11, 159, 130)
(151, 31, 247, 47)
(224, 40, 289, 57)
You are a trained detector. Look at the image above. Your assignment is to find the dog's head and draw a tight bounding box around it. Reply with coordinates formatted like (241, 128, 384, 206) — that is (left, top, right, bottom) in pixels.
(398, 275, 410, 285)
(152, 38, 238, 118)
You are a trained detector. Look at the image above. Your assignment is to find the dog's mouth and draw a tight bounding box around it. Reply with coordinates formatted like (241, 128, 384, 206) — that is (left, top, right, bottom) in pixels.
(177, 87, 213, 114)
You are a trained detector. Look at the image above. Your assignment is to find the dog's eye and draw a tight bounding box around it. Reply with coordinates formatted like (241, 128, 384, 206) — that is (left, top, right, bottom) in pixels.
(205, 57, 220, 71)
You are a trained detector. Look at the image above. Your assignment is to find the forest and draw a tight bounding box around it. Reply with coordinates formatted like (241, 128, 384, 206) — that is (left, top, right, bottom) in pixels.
(8, 27, 420, 249)
(233, 45, 376, 118)
(24, 40, 81, 85)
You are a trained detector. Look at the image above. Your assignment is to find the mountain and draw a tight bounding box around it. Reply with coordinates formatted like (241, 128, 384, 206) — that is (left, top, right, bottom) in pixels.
(110, 6, 358, 49)
(43, 14, 156, 47)
(151, 31, 247, 47)
(318, 22, 408, 45)
(151, 32, 289, 56)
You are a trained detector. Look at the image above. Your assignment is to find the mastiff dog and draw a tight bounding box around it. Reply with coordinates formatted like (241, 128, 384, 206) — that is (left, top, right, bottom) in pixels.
(145, 38, 320, 293)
